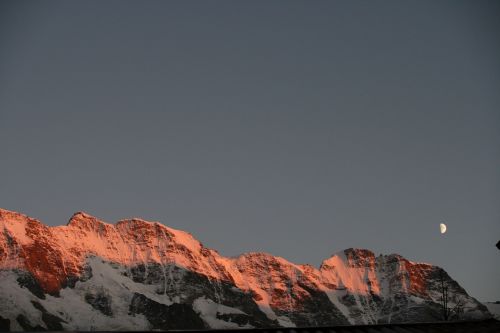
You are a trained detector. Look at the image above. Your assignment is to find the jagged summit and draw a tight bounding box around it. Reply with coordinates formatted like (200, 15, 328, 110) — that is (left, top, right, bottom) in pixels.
(67, 211, 204, 249)
(67, 211, 112, 232)
(68, 211, 163, 231)
(0, 207, 41, 225)
(69, 210, 94, 220)
(0, 208, 492, 330)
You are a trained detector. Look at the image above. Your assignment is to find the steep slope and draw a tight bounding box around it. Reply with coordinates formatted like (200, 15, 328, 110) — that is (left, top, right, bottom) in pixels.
(484, 302, 500, 320)
(0, 208, 491, 330)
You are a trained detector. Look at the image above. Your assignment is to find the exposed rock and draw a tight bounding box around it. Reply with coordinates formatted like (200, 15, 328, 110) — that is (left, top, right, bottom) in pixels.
(0, 315, 10, 332)
(16, 272, 45, 300)
(30, 301, 65, 331)
(85, 291, 113, 316)
(15, 315, 44, 331)
(129, 293, 206, 330)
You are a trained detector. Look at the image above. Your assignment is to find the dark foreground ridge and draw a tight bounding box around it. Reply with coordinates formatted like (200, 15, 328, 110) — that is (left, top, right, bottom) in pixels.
(5, 319, 496, 333)
(245, 319, 500, 333)
(179, 319, 500, 333)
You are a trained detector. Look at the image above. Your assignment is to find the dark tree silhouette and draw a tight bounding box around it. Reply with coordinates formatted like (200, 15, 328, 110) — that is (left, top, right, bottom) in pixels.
(496, 240, 500, 250)
(439, 270, 464, 321)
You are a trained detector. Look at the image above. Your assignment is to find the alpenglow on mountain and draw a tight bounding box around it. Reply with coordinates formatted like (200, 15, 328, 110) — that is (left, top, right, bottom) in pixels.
(0, 208, 491, 330)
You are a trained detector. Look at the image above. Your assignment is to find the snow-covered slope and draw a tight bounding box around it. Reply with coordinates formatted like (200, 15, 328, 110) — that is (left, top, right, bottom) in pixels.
(0, 208, 492, 330)
(484, 302, 500, 320)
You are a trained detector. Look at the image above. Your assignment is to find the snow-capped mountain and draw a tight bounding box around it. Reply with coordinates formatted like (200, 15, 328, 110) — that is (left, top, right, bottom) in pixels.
(0, 208, 491, 330)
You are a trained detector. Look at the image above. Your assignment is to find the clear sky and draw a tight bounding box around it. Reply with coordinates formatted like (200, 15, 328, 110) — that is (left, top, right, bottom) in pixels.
(1, 1, 499, 301)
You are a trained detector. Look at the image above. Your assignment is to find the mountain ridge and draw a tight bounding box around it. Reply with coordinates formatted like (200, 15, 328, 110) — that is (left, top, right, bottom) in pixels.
(0, 207, 431, 269)
(0, 208, 492, 330)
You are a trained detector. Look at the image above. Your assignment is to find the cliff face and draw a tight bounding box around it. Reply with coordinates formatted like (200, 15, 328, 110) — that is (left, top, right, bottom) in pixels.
(0, 208, 491, 330)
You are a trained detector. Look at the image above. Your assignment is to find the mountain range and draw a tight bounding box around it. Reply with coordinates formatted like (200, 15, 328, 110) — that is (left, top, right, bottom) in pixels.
(0, 208, 491, 330)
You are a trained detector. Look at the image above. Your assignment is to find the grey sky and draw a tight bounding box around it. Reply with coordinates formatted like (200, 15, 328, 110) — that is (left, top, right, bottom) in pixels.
(1, 1, 499, 301)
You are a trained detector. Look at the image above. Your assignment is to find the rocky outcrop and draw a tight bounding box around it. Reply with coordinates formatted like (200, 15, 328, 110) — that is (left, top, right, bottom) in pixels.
(129, 293, 206, 330)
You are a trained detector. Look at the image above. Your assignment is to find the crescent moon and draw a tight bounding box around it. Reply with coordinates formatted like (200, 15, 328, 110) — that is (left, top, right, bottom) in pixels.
(440, 223, 447, 234)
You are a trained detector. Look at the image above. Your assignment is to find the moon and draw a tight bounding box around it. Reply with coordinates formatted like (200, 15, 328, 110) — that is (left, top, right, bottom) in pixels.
(440, 223, 447, 234)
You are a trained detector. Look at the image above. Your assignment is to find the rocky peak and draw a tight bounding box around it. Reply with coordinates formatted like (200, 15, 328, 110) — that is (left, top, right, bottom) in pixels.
(0, 208, 46, 246)
(343, 248, 376, 268)
(67, 211, 111, 233)
(0, 208, 27, 220)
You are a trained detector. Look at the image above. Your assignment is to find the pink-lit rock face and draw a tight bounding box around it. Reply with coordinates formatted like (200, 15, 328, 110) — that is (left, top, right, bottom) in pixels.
(0, 209, 433, 298)
(0, 209, 233, 294)
(0, 208, 491, 328)
(319, 248, 434, 297)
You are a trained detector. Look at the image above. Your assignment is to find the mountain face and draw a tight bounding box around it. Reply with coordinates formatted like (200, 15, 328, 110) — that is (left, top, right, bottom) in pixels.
(0, 208, 491, 330)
